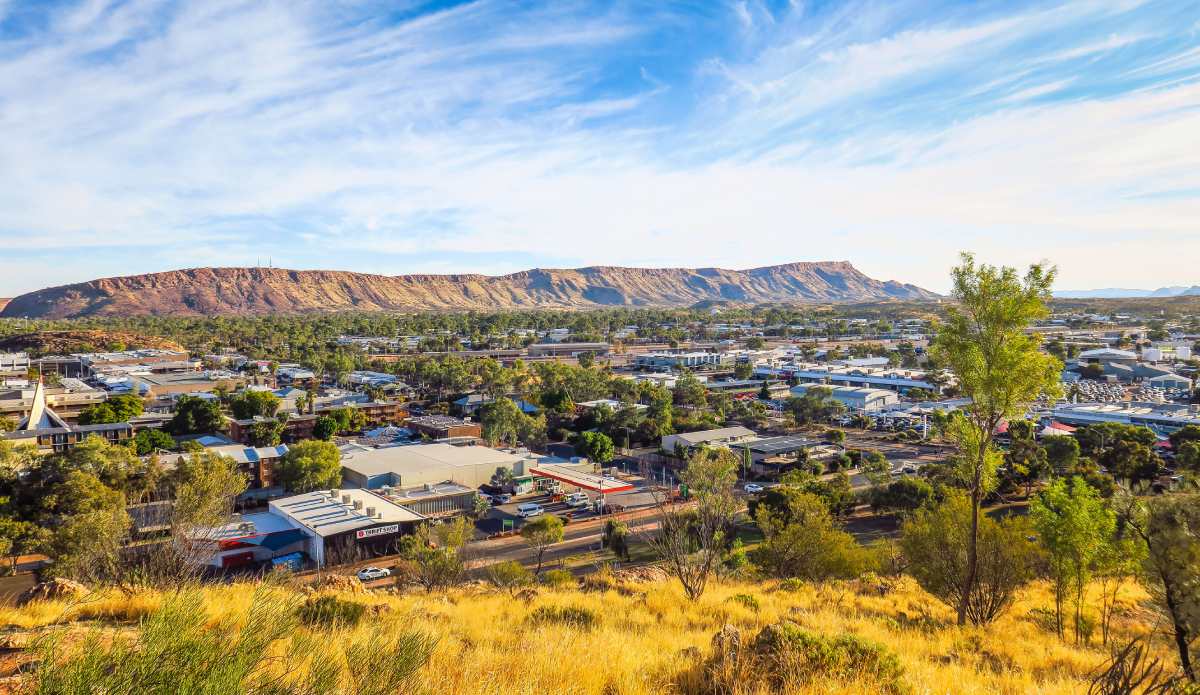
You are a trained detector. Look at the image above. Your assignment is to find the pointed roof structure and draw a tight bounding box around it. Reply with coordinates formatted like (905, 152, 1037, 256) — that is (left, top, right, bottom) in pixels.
(18, 379, 68, 431)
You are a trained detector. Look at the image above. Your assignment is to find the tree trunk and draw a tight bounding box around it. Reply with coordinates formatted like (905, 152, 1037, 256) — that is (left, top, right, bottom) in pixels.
(957, 465, 983, 626)
(1164, 577, 1196, 681)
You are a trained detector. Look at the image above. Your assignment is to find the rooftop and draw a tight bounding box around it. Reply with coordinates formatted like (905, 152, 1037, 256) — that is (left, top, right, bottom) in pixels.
(271, 489, 424, 537)
(341, 442, 522, 478)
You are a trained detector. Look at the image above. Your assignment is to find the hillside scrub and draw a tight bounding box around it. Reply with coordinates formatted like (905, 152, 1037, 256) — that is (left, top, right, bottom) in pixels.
(0, 575, 1176, 695)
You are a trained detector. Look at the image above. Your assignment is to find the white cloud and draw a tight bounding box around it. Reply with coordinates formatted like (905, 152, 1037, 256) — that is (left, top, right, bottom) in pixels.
(0, 0, 1198, 296)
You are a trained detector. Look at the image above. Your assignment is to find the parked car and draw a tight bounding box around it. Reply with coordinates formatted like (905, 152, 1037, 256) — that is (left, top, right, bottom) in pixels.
(743, 483, 764, 494)
(494, 493, 513, 505)
(477, 492, 494, 505)
(517, 502, 544, 518)
(566, 492, 590, 508)
(356, 566, 391, 582)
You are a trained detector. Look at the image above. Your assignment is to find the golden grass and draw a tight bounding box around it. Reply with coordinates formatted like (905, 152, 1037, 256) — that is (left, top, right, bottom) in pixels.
(0, 576, 1174, 695)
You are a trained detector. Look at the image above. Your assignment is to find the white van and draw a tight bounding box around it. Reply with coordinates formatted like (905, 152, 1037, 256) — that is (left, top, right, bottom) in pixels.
(565, 492, 590, 508)
(516, 503, 544, 518)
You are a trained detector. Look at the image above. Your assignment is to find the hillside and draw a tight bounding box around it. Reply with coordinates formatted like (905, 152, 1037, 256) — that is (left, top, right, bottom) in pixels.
(0, 574, 1166, 694)
(0, 262, 938, 318)
(0, 330, 184, 356)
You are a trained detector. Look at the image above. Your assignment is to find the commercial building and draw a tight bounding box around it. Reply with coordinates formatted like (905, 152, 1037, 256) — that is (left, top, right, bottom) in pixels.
(1050, 402, 1200, 433)
(268, 489, 425, 566)
(789, 384, 899, 412)
(757, 363, 944, 395)
(0, 381, 131, 453)
(527, 342, 611, 358)
(78, 349, 194, 377)
(227, 401, 407, 445)
(374, 481, 479, 517)
(635, 352, 729, 371)
(340, 442, 525, 490)
(0, 353, 30, 378)
(405, 415, 482, 441)
(661, 426, 756, 453)
(0, 377, 107, 424)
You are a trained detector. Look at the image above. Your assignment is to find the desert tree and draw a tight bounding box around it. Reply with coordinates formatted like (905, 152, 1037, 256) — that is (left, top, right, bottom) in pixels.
(929, 253, 1061, 625)
(645, 446, 739, 601)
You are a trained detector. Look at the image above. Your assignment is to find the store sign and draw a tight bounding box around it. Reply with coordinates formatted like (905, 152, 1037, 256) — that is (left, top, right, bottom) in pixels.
(356, 524, 399, 540)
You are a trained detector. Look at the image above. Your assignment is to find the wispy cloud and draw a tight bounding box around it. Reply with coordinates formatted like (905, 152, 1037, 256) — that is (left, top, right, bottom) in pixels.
(0, 0, 1198, 295)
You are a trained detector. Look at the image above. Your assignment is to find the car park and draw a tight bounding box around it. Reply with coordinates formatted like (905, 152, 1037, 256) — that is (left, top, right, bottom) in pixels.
(357, 566, 391, 581)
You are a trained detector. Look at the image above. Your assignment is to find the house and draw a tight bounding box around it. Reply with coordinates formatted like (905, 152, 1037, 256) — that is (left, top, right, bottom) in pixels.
(661, 426, 756, 453)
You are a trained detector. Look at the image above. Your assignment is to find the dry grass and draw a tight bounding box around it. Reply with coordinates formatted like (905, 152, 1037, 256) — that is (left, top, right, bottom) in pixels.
(0, 576, 1174, 695)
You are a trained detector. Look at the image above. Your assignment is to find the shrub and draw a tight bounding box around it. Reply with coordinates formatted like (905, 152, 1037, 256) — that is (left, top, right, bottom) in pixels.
(485, 560, 532, 596)
(540, 569, 576, 588)
(752, 622, 905, 693)
(777, 578, 805, 593)
(730, 593, 760, 612)
(527, 605, 599, 630)
(699, 621, 906, 694)
(297, 595, 367, 629)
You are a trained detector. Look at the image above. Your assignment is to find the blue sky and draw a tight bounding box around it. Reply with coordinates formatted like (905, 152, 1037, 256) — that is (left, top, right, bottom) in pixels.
(1, 0, 1198, 296)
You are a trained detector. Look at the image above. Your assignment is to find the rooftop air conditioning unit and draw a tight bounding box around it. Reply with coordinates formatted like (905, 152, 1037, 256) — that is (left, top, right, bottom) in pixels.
(341, 494, 351, 505)
(329, 489, 338, 498)
(353, 500, 363, 510)
(366, 506, 376, 518)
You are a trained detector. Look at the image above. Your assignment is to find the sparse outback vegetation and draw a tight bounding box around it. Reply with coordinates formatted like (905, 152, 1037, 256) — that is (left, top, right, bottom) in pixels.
(0, 575, 1180, 694)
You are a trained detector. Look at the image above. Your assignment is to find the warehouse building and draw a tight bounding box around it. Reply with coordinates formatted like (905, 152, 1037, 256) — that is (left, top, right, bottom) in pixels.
(340, 442, 526, 490)
(789, 384, 899, 412)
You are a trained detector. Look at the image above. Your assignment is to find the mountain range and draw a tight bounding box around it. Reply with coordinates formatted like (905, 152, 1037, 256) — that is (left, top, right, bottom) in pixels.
(0, 262, 937, 318)
(1054, 286, 1200, 299)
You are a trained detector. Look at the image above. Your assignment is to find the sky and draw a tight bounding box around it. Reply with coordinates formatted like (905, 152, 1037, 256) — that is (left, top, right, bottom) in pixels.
(0, 0, 1198, 297)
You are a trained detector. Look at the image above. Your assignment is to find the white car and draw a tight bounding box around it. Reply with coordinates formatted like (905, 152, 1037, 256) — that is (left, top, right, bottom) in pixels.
(566, 492, 590, 508)
(743, 483, 764, 494)
(356, 566, 391, 582)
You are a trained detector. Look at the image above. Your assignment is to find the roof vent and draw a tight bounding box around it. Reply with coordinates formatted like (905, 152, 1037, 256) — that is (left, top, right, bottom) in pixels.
(353, 500, 363, 510)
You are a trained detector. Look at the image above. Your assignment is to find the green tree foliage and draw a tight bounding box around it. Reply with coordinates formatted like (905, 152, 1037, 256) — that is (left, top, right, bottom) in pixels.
(1004, 420, 1051, 497)
(928, 253, 1061, 626)
(312, 415, 338, 441)
(485, 560, 533, 596)
(784, 386, 845, 425)
(480, 397, 545, 448)
(228, 390, 281, 420)
(520, 514, 564, 576)
(42, 470, 132, 583)
(276, 440, 341, 493)
(1030, 477, 1116, 643)
(133, 428, 176, 455)
(900, 492, 1042, 626)
(751, 490, 874, 581)
(648, 447, 738, 601)
(1043, 435, 1081, 474)
(78, 394, 144, 425)
(574, 430, 614, 464)
(167, 395, 224, 436)
(869, 476, 935, 514)
(1122, 491, 1200, 681)
(602, 519, 631, 561)
(399, 517, 473, 591)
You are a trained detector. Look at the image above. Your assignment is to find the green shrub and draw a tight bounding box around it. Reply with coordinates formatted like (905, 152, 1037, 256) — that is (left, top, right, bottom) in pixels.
(752, 621, 906, 693)
(730, 593, 760, 612)
(527, 605, 599, 630)
(297, 595, 367, 629)
(777, 578, 805, 593)
(540, 569, 576, 588)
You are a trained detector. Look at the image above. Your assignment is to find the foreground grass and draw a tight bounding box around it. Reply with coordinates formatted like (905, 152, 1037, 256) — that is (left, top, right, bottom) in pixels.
(0, 574, 1172, 694)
